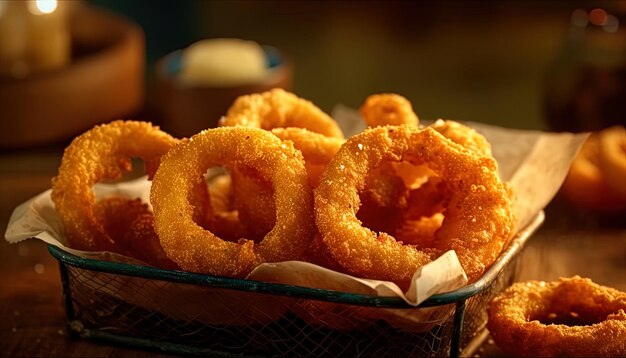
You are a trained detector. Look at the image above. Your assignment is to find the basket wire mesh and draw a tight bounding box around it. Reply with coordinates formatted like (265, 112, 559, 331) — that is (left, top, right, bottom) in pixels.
(51, 212, 543, 357)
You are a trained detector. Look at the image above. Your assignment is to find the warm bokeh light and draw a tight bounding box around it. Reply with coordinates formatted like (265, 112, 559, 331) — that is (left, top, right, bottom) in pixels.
(604, 15, 619, 33)
(29, 0, 58, 15)
(589, 8, 608, 26)
(570, 9, 589, 27)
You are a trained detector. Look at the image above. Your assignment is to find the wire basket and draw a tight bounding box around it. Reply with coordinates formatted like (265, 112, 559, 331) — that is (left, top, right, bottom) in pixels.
(49, 212, 543, 357)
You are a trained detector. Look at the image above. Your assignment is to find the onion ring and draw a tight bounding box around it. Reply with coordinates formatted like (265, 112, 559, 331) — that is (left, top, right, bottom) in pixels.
(219, 88, 344, 138)
(123, 212, 179, 270)
(359, 93, 419, 127)
(206, 174, 246, 242)
(487, 276, 626, 357)
(228, 127, 345, 240)
(561, 132, 626, 211)
(394, 214, 444, 248)
(315, 125, 514, 286)
(51, 121, 178, 252)
(92, 197, 150, 247)
(429, 119, 492, 157)
(220, 90, 344, 240)
(229, 164, 276, 242)
(271, 127, 344, 187)
(396, 120, 495, 246)
(207, 174, 233, 213)
(356, 162, 409, 235)
(598, 125, 626, 200)
(150, 127, 315, 277)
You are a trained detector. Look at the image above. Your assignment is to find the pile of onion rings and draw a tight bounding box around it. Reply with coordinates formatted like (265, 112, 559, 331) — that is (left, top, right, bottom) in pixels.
(487, 276, 626, 357)
(51, 90, 516, 331)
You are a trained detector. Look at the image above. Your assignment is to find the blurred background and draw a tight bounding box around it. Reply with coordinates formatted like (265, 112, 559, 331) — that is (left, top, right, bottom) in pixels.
(3, 0, 626, 147)
(88, 0, 600, 130)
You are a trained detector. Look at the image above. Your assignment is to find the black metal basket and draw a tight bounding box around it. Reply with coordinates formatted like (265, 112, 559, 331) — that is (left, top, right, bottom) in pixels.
(49, 212, 543, 357)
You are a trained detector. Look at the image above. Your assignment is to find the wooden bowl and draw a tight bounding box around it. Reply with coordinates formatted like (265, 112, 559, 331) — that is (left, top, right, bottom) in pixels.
(155, 46, 293, 138)
(0, 5, 144, 149)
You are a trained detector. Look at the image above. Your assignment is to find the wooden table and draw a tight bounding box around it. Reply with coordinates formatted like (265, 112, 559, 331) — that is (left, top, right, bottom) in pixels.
(2, 151, 625, 357)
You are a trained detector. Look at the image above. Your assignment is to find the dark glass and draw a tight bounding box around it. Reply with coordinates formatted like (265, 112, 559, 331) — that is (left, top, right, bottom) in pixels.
(545, 7, 626, 132)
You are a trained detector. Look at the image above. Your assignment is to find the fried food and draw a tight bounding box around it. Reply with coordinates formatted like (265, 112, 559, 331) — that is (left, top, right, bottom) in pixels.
(219, 90, 344, 241)
(51, 121, 178, 252)
(150, 127, 315, 277)
(402, 177, 449, 221)
(123, 212, 179, 270)
(205, 174, 247, 242)
(91, 196, 179, 269)
(561, 131, 626, 212)
(219, 88, 344, 138)
(315, 125, 514, 287)
(271, 127, 344, 187)
(92, 197, 179, 270)
(394, 214, 444, 248)
(359, 93, 419, 127)
(356, 161, 409, 235)
(93, 197, 150, 250)
(229, 164, 275, 242)
(207, 174, 233, 213)
(487, 276, 626, 357)
(429, 119, 492, 157)
(229, 128, 345, 241)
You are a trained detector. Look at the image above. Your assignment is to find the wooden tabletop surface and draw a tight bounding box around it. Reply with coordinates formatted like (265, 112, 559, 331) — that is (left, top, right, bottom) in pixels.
(1, 151, 625, 357)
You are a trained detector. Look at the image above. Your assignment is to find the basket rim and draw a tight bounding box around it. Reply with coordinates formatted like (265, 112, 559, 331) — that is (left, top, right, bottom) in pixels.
(48, 211, 543, 308)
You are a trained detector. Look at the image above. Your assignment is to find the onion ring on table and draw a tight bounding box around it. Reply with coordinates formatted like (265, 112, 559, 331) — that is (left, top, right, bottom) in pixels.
(598, 125, 626, 201)
(561, 132, 626, 212)
(51, 121, 179, 252)
(219, 88, 344, 139)
(150, 127, 315, 277)
(314, 125, 514, 287)
(359, 93, 419, 127)
(487, 276, 626, 357)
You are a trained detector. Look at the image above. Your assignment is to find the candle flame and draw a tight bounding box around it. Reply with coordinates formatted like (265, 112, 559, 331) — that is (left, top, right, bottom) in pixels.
(33, 0, 57, 15)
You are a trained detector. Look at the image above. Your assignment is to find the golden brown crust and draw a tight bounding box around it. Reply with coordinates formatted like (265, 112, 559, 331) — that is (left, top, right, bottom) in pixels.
(314, 125, 514, 286)
(151, 127, 315, 277)
(219, 88, 344, 139)
(359, 93, 419, 127)
(51, 120, 178, 251)
(488, 277, 626, 357)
